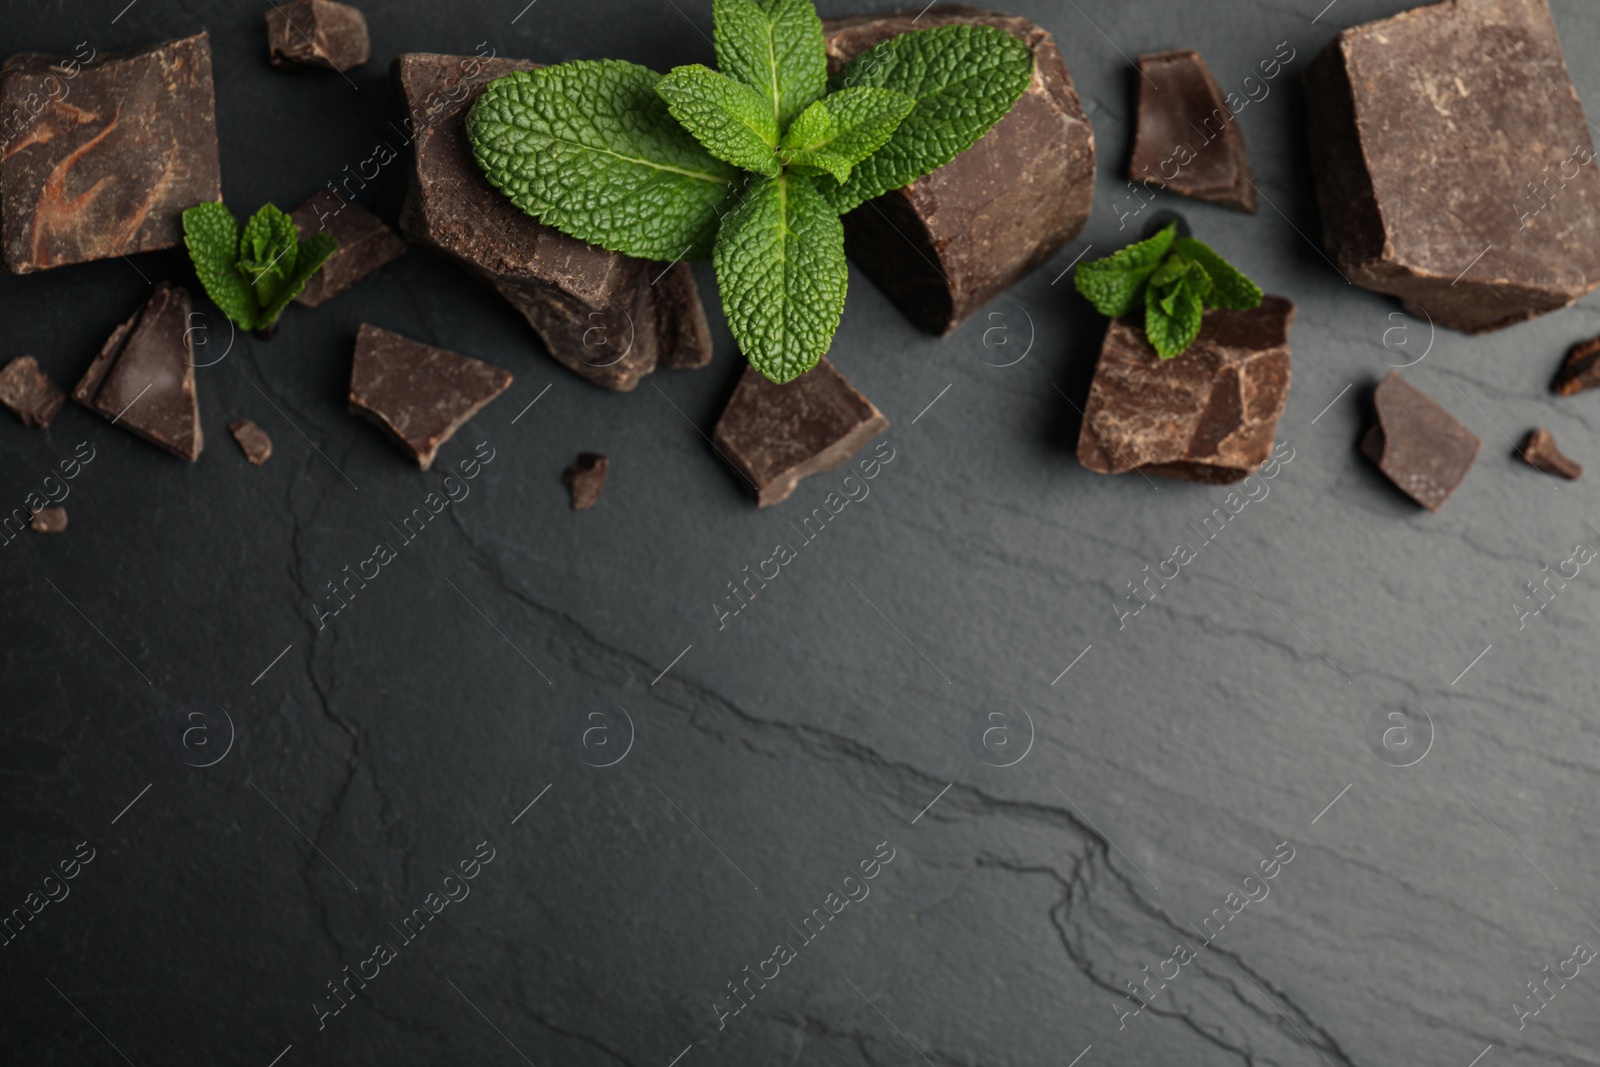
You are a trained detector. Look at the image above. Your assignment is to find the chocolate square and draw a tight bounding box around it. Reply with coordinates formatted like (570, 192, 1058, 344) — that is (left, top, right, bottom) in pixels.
(1361, 372, 1481, 511)
(266, 0, 371, 73)
(73, 282, 203, 461)
(290, 190, 406, 307)
(1129, 49, 1255, 213)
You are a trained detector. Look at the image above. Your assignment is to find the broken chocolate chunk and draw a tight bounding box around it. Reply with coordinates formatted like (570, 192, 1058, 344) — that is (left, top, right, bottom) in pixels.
(1, 33, 222, 274)
(824, 8, 1095, 336)
(74, 283, 203, 461)
(1077, 297, 1294, 483)
(349, 324, 511, 470)
(394, 53, 713, 390)
(289, 191, 405, 307)
(1129, 49, 1255, 213)
(0, 356, 65, 428)
(1304, 0, 1600, 333)
(1552, 336, 1600, 396)
(1518, 427, 1581, 479)
(229, 419, 273, 466)
(1361, 372, 1481, 511)
(266, 0, 371, 72)
(30, 506, 66, 533)
(562, 453, 609, 510)
(712, 357, 889, 507)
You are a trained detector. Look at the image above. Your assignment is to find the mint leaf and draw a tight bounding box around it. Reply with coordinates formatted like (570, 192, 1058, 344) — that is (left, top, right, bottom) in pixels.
(260, 231, 337, 329)
(714, 172, 847, 383)
(657, 64, 781, 178)
(823, 24, 1033, 214)
(713, 0, 827, 128)
(780, 87, 915, 184)
(1145, 275, 1203, 360)
(1074, 222, 1177, 316)
(468, 60, 740, 261)
(238, 204, 299, 310)
(1174, 237, 1262, 310)
(183, 202, 258, 331)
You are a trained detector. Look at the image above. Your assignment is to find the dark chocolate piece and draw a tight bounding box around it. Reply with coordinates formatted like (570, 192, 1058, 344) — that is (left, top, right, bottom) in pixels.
(0, 356, 65, 427)
(289, 191, 406, 307)
(1552, 336, 1600, 396)
(349, 324, 511, 470)
(1129, 49, 1255, 213)
(29, 506, 66, 533)
(229, 419, 273, 466)
(562, 453, 609, 510)
(266, 0, 371, 72)
(1, 33, 221, 274)
(824, 8, 1094, 335)
(1304, 0, 1600, 333)
(1077, 297, 1294, 483)
(394, 53, 713, 391)
(712, 357, 889, 507)
(73, 283, 203, 461)
(1361, 372, 1481, 511)
(1518, 427, 1581, 479)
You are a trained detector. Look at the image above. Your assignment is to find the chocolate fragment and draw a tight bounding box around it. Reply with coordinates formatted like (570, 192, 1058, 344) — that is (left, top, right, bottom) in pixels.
(0, 356, 65, 427)
(1077, 297, 1294, 483)
(1361, 372, 1481, 511)
(1129, 50, 1255, 213)
(712, 357, 889, 507)
(289, 191, 405, 307)
(394, 53, 713, 391)
(1518, 427, 1581, 479)
(1304, 0, 1600, 333)
(823, 8, 1095, 335)
(73, 283, 203, 461)
(1, 33, 221, 274)
(29, 506, 66, 534)
(349, 324, 511, 470)
(562, 453, 609, 510)
(266, 0, 370, 72)
(229, 419, 273, 466)
(1551, 336, 1600, 396)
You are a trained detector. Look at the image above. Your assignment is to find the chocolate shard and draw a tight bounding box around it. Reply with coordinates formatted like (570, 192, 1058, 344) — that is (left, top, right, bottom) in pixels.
(1129, 50, 1255, 213)
(229, 419, 273, 466)
(0, 355, 65, 427)
(394, 53, 713, 390)
(823, 7, 1095, 336)
(1077, 296, 1294, 483)
(73, 282, 203, 461)
(1519, 427, 1581, 479)
(289, 191, 406, 307)
(712, 357, 889, 507)
(1, 33, 221, 274)
(29, 506, 66, 533)
(1361, 372, 1481, 511)
(1304, 0, 1600, 333)
(1551, 336, 1600, 396)
(266, 0, 371, 72)
(562, 453, 609, 510)
(349, 324, 512, 470)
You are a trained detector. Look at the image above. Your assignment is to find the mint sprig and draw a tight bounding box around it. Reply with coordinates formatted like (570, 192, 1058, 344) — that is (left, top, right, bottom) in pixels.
(467, 2, 1034, 384)
(1074, 223, 1263, 360)
(182, 202, 337, 333)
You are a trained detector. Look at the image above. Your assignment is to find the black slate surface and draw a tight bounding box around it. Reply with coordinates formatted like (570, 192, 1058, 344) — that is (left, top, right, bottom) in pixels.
(5, 1, 1600, 1065)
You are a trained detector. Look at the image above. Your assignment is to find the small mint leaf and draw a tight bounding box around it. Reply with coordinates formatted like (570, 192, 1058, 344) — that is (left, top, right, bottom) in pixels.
(657, 64, 781, 178)
(1074, 222, 1177, 316)
(713, 0, 827, 128)
(1145, 275, 1203, 359)
(779, 87, 915, 184)
(182, 202, 258, 331)
(1174, 237, 1262, 310)
(260, 232, 338, 329)
(239, 203, 299, 310)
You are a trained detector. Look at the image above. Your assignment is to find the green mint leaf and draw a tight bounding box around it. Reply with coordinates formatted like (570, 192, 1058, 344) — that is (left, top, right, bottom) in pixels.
(656, 64, 781, 178)
(468, 60, 740, 261)
(182, 202, 258, 331)
(259, 231, 338, 329)
(822, 24, 1033, 214)
(238, 203, 299, 310)
(1174, 237, 1263, 310)
(713, 0, 827, 128)
(714, 172, 847, 383)
(1145, 275, 1204, 360)
(1073, 222, 1177, 317)
(779, 86, 915, 184)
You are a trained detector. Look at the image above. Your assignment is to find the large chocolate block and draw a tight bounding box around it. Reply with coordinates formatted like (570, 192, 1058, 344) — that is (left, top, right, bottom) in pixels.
(266, 0, 371, 73)
(1129, 49, 1255, 213)
(1304, 0, 1600, 332)
(73, 283, 203, 461)
(394, 53, 713, 391)
(290, 190, 405, 306)
(1077, 297, 1294, 484)
(824, 7, 1095, 335)
(1, 34, 221, 274)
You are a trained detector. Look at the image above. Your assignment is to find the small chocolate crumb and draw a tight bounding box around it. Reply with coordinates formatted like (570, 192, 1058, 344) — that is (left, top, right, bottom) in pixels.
(0, 356, 66, 428)
(1361, 372, 1481, 512)
(1518, 428, 1581, 479)
(562, 453, 609, 510)
(229, 419, 274, 466)
(30, 506, 67, 533)
(1552, 336, 1600, 396)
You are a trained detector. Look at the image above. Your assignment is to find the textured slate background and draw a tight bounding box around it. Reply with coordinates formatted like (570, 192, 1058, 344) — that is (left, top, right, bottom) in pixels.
(5, 1, 1600, 1065)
